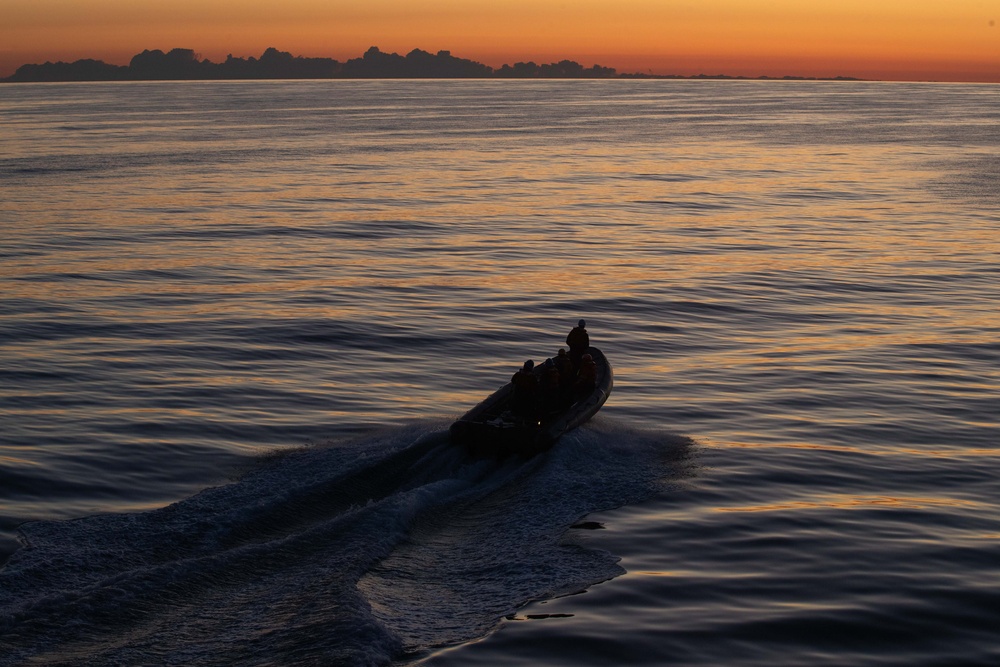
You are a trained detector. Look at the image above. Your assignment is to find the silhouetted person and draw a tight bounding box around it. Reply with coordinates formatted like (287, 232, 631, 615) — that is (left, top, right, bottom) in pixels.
(575, 353, 597, 399)
(553, 348, 576, 403)
(539, 358, 562, 415)
(510, 360, 539, 420)
(566, 319, 590, 366)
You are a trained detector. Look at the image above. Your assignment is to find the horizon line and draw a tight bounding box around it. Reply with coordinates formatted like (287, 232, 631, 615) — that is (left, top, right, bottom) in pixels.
(0, 45, 879, 84)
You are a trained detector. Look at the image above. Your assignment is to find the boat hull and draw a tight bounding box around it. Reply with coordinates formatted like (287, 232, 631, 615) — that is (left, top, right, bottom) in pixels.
(450, 347, 613, 458)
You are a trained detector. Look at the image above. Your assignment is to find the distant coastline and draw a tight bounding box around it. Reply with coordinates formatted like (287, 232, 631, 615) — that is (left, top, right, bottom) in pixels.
(2, 46, 863, 83)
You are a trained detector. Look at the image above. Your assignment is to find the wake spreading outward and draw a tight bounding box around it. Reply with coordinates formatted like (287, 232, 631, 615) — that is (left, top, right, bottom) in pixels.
(0, 422, 692, 665)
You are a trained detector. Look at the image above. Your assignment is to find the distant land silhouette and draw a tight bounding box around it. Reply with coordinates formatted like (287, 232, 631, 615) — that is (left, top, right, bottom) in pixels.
(1, 46, 862, 83)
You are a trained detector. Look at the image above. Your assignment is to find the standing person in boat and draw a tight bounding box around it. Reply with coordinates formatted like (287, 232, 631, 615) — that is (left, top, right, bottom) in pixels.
(510, 359, 539, 420)
(566, 319, 590, 367)
(575, 353, 597, 399)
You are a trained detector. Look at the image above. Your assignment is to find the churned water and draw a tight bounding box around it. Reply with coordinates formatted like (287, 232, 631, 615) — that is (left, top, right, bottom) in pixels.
(1, 80, 998, 665)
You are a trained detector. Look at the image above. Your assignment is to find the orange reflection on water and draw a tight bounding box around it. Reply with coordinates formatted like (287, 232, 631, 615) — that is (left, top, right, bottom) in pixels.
(724, 439, 869, 454)
(722, 440, 1000, 460)
(0, 454, 43, 467)
(715, 494, 981, 513)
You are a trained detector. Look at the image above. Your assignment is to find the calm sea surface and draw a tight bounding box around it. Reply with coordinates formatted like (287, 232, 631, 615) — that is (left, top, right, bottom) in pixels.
(1, 80, 998, 666)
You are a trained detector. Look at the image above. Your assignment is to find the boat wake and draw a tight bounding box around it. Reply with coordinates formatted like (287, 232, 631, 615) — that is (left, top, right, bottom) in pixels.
(0, 420, 692, 666)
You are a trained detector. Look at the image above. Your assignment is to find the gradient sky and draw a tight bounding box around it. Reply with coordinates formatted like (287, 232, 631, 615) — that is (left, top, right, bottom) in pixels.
(3, 0, 998, 81)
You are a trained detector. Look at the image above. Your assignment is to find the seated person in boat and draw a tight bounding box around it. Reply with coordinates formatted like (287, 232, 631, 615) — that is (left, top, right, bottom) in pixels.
(574, 353, 597, 399)
(566, 319, 590, 366)
(539, 358, 563, 414)
(554, 348, 575, 400)
(510, 359, 539, 418)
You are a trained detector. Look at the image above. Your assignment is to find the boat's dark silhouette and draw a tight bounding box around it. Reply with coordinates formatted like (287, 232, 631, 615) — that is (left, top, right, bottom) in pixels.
(450, 347, 613, 459)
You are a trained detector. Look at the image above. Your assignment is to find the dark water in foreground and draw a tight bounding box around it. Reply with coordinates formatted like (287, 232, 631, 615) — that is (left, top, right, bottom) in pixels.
(1, 80, 998, 665)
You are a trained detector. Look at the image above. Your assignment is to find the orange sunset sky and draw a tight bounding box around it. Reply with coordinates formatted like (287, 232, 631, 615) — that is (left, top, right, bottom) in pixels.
(2, 0, 998, 81)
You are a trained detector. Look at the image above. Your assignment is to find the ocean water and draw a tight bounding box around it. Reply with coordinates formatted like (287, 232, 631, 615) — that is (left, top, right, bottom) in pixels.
(1, 79, 998, 666)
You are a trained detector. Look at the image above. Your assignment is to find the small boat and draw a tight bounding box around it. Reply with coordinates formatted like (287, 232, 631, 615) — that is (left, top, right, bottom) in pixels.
(450, 347, 613, 458)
